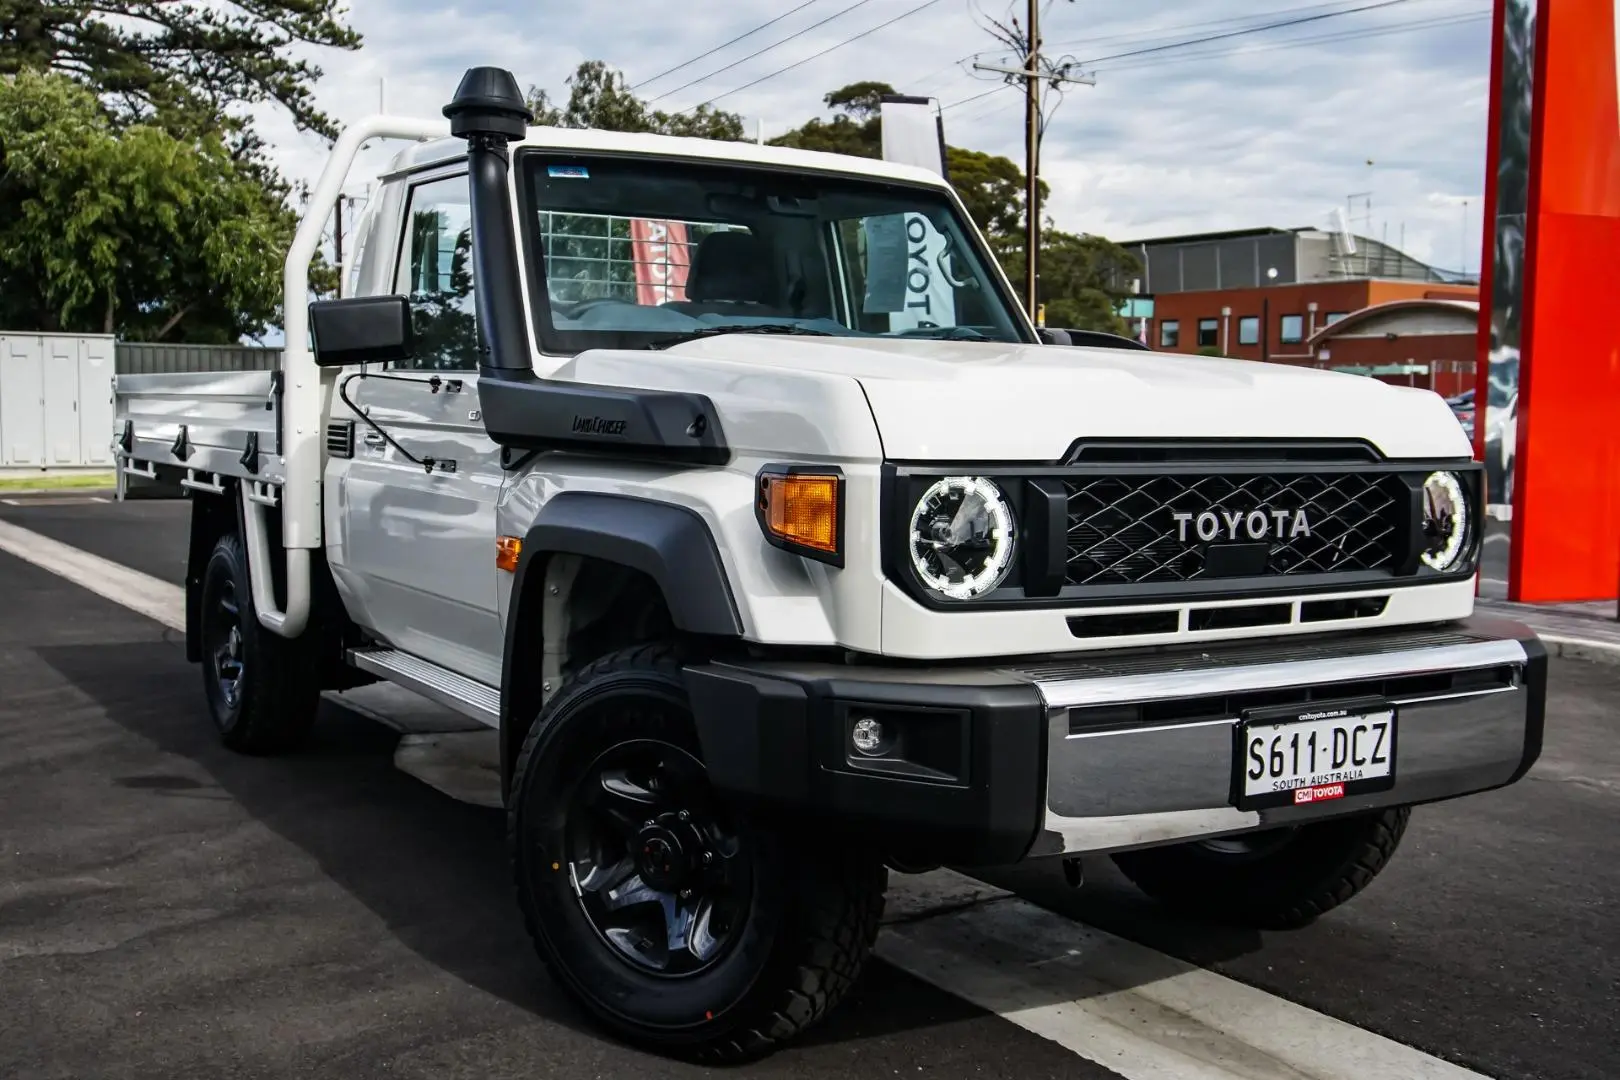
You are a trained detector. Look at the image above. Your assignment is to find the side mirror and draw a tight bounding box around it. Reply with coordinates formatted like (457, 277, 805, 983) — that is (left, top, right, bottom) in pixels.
(309, 295, 414, 368)
(1037, 327, 1072, 346)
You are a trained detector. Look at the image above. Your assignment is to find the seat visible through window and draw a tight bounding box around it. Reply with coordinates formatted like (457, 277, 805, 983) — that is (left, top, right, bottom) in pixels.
(663, 231, 781, 317)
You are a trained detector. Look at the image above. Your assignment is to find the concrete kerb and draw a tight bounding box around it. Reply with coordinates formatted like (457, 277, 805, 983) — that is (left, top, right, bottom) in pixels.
(1538, 634, 1620, 667)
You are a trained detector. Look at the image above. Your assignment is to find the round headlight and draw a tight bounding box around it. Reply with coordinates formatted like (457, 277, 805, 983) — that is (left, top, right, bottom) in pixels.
(1420, 471, 1471, 572)
(908, 476, 1017, 600)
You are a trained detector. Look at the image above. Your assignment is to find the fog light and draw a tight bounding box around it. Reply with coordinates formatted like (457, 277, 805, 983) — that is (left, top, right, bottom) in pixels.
(851, 716, 886, 755)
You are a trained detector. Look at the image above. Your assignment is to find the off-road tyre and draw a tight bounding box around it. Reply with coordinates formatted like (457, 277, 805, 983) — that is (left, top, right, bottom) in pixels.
(198, 531, 322, 754)
(1111, 806, 1412, 930)
(509, 642, 888, 1063)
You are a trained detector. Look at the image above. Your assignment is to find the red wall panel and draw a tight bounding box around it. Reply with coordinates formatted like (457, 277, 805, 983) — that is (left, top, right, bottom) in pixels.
(1511, 0, 1620, 601)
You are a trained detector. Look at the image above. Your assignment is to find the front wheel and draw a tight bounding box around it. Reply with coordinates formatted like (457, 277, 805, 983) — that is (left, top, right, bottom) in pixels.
(509, 643, 887, 1063)
(1111, 806, 1411, 930)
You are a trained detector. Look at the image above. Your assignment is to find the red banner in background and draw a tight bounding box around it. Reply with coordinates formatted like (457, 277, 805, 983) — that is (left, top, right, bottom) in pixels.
(1495, 0, 1620, 602)
(630, 219, 692, 306)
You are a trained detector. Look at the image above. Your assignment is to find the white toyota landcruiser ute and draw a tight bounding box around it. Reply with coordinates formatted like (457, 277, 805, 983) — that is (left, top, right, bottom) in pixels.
(112, 68, 1547, 1062)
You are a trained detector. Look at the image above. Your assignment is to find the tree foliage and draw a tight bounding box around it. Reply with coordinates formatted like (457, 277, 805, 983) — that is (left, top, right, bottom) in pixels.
(0, 71, 318, 341)
(996, 231, 1139, 336)
(0, 0, 361, 146)
(526, 61, 746, 141)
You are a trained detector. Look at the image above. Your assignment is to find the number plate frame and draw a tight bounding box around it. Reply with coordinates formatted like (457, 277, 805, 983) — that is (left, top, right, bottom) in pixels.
(1230, 696, 1399, 811)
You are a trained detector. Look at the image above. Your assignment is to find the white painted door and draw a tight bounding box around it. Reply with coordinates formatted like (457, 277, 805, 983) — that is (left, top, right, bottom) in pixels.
(78, 338, 115, 467)
(330, 170, 506, 685)
(43, 335, 82, 466)
(0, 335, 45, 467)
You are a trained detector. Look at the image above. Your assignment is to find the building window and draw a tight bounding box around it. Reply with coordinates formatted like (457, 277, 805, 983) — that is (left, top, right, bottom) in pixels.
(1325, 311, 1348, 326)
(1160, 320, 1180, 348)
(1197, 318, 1219, 348)
(1280, 314, 1304, 343)
(1238, 316, 1259, 345)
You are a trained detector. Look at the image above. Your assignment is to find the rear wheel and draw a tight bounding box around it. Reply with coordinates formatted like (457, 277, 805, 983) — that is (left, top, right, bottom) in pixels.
(198, 531, 321, 754)
(510, 643, 887, 1063)
(1111, 806, 1411, 930)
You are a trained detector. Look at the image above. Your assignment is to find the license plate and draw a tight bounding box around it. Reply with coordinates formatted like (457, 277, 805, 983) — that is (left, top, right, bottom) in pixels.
(1235, 703, 1396, 810)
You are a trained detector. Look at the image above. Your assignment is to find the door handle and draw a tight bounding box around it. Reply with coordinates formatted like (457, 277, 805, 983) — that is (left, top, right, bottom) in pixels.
(363, 431, 385, 448)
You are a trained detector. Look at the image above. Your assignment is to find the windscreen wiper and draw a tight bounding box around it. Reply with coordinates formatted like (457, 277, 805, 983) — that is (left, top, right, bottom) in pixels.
(648, 324, 842, 349)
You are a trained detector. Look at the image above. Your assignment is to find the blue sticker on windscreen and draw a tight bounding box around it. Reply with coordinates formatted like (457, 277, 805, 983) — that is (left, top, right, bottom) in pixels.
(548, 165, 590, 179)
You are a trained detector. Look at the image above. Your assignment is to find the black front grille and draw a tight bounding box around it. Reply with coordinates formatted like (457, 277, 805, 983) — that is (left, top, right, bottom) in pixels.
(1064, 472, 1401, 587)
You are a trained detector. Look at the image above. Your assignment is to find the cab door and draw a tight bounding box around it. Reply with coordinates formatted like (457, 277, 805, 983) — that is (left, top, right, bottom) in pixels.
(330, 170, 506, 686)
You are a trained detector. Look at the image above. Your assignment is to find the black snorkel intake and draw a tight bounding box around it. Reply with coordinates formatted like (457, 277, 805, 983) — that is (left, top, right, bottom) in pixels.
(443, 66, 730, 465)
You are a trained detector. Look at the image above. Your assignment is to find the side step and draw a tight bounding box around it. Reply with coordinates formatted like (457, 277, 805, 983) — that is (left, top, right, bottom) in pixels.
(346, 647, 500, 728)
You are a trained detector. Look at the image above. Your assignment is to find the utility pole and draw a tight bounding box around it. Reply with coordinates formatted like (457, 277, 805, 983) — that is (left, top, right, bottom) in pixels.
(1023, 0, 1040, 323)
(973, 3, 1094, 322)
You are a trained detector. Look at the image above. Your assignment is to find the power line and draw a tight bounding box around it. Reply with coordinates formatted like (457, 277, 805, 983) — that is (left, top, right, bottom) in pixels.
(681, 0, 950, 112)
(630, 0, 827, 90)
(1074, 0, 1422, 66)
(940, 6, 1482, 111)
(1091, 11, 1487, 73)
(911, 1, 1468, 108)
(1043, 0, 1478, 52)
(646, 0, 880, 105)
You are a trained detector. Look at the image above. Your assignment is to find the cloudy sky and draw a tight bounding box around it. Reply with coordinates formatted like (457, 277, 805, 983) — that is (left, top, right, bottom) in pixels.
(251, 0, 1496, 273)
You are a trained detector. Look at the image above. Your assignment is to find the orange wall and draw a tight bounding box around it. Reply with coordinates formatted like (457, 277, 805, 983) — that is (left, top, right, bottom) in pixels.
(1509, 0, 1620, 602)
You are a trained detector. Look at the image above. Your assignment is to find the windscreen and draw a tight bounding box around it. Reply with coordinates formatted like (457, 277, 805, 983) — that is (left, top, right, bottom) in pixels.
(518, 152, 1030, 353)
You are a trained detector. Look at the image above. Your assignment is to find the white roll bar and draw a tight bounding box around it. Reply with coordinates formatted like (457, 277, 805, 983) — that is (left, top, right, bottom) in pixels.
(265, 114, 452, 636)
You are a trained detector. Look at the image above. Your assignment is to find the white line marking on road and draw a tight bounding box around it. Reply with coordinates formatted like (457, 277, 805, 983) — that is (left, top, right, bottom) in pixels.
(0, 518, 1505, 1079)
(877, 870, 1491, 1080)
(1483, 533, 1509, 546)
(1, 496, 109, 506)
(0, 517, 183, 631)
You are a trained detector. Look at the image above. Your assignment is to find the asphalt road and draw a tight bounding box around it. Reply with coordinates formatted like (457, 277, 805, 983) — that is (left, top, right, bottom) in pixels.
(0, 492, 1615, 1080)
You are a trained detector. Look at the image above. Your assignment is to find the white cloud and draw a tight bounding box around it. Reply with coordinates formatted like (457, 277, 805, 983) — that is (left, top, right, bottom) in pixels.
(254, 0, 1497, 273)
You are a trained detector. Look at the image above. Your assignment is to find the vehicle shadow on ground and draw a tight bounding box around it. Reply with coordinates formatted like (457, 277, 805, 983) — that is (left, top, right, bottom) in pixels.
(39, 636, 1269, 1058)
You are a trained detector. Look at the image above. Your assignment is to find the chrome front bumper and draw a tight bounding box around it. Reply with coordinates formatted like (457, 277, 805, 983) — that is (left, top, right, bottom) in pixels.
(1020, 617, 1547, 857)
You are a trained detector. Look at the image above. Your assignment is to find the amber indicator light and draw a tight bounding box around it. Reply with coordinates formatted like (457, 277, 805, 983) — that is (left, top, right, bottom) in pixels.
(496, 535, 523, 573)
(759, 474, 839, 554)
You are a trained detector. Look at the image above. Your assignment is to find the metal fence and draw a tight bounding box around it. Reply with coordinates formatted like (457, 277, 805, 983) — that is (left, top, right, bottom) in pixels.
(115, 342, 282, 375)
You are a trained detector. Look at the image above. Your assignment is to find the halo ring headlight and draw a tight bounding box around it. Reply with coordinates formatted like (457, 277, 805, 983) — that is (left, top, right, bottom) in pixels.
(907, 476, 1017, 600)
(1420, 470, 1471, 572)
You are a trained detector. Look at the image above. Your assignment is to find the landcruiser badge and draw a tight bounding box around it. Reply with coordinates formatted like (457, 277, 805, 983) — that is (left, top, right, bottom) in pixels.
(1172, 509, 1312, 543)
(571, 415, 628, 436)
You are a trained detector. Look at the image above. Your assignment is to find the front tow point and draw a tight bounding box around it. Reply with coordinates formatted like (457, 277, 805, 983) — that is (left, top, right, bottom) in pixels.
(1063, 856, 1085, 888)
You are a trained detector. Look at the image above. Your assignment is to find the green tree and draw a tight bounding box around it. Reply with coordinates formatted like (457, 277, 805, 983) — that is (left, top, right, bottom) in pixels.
(0, 0, 361, 147)
(0, 70, 318, 341)
(527, 61, 746, 141)
(767, 81, 1045, 244)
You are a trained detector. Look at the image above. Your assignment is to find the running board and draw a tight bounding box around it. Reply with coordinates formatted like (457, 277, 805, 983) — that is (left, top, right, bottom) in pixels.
(346, 647, 500, 728)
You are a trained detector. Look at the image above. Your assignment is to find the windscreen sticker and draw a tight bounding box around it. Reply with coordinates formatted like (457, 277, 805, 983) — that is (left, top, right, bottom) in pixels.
(547, 165, 590, 179)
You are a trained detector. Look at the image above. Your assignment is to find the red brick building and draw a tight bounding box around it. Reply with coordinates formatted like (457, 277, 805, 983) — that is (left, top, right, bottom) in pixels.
(1149, 279, 1478, 363)
(1113, 226, 1480, 393)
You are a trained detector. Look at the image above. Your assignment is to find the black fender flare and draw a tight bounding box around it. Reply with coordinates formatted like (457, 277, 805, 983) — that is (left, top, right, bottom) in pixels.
(498, 491, 744, 793)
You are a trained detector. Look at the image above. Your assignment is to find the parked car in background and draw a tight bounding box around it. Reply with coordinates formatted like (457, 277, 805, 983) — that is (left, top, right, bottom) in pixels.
(1445, 389, 1475, 431)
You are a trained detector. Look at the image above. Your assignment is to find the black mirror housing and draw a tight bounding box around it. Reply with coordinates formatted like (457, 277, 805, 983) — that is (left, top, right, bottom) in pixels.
(1037, 327, 1072, 347)
(309, 296, 414, 368)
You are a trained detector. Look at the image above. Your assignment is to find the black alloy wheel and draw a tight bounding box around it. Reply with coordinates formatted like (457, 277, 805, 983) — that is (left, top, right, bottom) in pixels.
(565, 738, 752, 977)
(204, 577, 247, 719)
(509, 643, 887, 1063)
